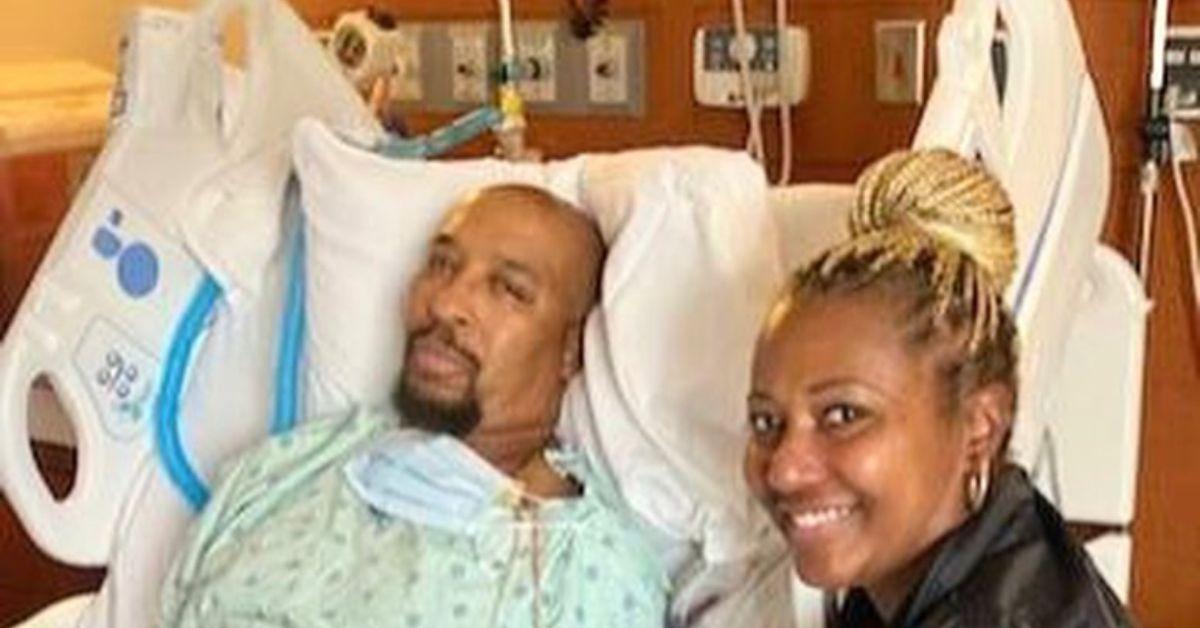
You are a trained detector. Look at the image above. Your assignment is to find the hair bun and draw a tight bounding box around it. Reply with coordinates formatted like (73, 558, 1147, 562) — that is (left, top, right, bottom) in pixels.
(852, 148, 1016, 291)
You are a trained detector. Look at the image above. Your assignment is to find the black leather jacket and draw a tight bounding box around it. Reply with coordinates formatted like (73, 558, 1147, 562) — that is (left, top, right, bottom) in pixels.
(829, 466, 1134, 627)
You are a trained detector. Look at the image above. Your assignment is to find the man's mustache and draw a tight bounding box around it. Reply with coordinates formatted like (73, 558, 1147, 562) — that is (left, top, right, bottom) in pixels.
(406, 324, 481, 370)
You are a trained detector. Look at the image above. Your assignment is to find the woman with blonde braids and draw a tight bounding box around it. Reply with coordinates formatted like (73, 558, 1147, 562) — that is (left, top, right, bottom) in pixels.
(745, 149, 1132, 626)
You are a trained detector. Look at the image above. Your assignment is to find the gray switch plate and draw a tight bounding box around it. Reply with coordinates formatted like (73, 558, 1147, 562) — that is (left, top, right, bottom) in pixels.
(400, 19, 645, 117)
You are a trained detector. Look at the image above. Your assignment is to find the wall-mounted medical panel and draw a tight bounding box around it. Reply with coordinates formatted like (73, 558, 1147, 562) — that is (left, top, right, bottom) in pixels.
(395, 19, 645, 117)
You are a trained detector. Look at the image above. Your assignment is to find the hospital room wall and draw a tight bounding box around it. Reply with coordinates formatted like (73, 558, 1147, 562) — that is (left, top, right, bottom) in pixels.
(1075, 1, 1200, 625)
(0, 0, 192, 69)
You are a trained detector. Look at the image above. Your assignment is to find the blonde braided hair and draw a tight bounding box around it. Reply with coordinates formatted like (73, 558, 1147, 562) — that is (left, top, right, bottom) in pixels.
(794, 148, 1019, 406)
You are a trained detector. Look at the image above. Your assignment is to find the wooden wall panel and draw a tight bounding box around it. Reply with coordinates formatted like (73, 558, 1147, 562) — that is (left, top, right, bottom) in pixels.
(690, 0, 947, 183)
(1069, 0, 1200, 623)
(1136, 167, 1200, 626)
(0, 159, 15, 333)
(0, 445, 105, 626)
(1119, 1, 1200, 623)
(0, 153, 70, 332)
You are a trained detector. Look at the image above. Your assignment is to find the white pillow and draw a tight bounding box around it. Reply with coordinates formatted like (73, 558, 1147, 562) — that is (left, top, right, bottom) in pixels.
(769, 183, 855, 273)
(565, 147, 783, 565)
(292, 118, 781, 571)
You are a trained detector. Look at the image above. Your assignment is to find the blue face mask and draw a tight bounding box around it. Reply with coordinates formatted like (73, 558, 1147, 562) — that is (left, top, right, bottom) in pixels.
(343, 429, 520, 533)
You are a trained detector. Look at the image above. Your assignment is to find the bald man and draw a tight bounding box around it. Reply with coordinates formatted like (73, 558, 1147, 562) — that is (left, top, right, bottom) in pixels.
(395, 184, 604, 491)
(160, 186, 668, 627)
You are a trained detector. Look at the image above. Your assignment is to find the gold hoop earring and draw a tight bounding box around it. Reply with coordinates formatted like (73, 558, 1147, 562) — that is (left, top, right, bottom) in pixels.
(966, 461, 991, 514)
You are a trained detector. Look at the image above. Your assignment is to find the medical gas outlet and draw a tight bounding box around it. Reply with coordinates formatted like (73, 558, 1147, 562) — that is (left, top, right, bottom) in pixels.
(515, 23, 557, 103)
(451, 24, 491, 103)
(587, 30, 630, 105)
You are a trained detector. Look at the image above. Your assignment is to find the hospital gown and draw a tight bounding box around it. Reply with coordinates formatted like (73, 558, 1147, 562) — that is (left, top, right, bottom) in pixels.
(159, 408, 669, 627)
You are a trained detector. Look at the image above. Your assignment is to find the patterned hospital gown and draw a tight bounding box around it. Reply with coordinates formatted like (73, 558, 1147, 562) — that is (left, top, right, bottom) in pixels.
(159, 409, 669, 627)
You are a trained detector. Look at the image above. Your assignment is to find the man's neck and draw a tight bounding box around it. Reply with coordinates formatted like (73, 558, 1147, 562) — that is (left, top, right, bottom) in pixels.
(465, 425, 577, 499)
(514, 452, 580, 499)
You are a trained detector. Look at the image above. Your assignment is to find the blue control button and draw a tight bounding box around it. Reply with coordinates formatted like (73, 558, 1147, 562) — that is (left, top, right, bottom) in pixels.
(117, 242, 159, 298)
(92, 228, 122, 260)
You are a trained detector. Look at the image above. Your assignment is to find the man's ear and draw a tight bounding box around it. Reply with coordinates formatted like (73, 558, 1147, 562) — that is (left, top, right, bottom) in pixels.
(963, 383, 1015, 465)
(560, 319, 586, 380)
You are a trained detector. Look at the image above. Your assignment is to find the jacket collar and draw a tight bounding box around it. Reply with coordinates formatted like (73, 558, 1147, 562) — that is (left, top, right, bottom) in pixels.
(898, 465, 1038, 625)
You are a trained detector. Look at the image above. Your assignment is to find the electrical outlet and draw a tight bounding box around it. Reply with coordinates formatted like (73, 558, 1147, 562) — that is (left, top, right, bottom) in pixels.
(450, 24, 490, 104)
(515, 23, 557, 103)
(875, 20, 925, 104)
(390, 26, 422, 102)
(587, 30, 629, 104)
(1172, 121, 1198, 162)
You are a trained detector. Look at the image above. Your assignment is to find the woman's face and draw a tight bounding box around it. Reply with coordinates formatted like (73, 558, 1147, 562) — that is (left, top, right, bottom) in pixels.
(745, 290, 976, 596)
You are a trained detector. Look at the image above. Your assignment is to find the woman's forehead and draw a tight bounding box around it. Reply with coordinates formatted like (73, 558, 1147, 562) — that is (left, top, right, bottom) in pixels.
(755, 292, 931, 391)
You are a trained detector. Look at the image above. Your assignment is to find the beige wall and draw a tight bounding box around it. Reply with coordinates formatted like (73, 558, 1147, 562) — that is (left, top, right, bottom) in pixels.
(0, 0, 193, 70)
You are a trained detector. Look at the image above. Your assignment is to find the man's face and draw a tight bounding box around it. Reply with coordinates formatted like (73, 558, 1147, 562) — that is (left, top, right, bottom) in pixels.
(395, 192, 592, 445)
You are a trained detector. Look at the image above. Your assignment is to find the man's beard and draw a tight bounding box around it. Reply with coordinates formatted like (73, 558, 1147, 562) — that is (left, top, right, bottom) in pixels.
(391, 326, 482, 438)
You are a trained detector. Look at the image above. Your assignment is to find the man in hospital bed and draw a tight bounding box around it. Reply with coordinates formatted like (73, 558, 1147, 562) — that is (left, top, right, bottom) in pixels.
(158, 184, 670, 627)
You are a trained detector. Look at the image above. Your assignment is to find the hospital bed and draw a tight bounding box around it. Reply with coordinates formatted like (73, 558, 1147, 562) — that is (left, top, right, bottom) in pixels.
(0, 0, 1144, 626)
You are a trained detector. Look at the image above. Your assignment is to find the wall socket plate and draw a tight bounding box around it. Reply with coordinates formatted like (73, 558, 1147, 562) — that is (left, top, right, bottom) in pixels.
(875, 19, 925, 105)
(449, 23, 491, 104)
